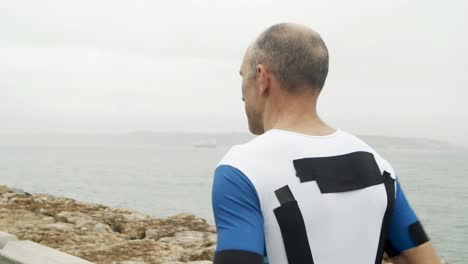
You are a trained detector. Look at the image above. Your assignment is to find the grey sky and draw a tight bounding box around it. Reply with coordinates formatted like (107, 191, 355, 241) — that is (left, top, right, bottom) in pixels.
(1, 0, 467, 145)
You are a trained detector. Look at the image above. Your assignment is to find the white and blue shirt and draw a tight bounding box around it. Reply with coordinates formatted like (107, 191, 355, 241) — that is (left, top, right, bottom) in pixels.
(212, 129, 429, 264)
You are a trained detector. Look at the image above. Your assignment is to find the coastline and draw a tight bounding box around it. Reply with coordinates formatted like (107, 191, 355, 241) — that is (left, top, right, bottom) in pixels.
(0, 185, 215, 264)
(0, 185, 444, 264)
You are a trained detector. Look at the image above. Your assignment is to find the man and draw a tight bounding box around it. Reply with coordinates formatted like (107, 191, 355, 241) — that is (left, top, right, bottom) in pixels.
(211, 23, 440, 264)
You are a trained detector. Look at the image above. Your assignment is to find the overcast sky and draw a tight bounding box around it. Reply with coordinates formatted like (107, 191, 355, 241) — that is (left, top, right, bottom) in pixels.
(1, 0, 467, 145)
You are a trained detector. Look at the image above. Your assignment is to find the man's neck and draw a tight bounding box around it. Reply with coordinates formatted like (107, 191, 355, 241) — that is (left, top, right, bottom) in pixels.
(263, 95, 337, 136)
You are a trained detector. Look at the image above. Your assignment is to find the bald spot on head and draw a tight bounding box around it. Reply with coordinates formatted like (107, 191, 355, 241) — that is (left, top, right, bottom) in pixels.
(246, 23, 329, 94)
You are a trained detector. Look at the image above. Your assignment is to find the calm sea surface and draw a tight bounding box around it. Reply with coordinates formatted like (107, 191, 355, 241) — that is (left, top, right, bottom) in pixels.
(0, 133, 466, 263)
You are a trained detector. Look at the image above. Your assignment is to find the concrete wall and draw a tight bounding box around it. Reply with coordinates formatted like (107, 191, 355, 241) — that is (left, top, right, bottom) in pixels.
(0, 231, 93, 264)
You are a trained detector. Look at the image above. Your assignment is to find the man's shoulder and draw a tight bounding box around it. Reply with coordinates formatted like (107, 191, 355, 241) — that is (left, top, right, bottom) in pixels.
(217, 132, 274, 168)
(345, 132, 397, 178)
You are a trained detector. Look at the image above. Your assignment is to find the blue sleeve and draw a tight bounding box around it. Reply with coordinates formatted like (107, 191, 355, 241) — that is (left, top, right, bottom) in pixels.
(212, 165, 265, 256)
(387, 178, 426, 252)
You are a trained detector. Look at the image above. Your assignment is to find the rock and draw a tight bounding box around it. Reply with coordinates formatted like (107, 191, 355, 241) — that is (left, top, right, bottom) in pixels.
(93, 223, 112, 233)
(2, 192, 19, 200)
(0, 184, 216, 264)
(35, 208, 48, 215)
(189, 245, 215, 261)
(115, 209, 150, 221)
(44, 222, 75, 232)
(173, 231, 205, 238)
(42, 216, 56, 223)
(205, 233, 216, 245)
(113, 261, 146, 264)
(55, 211, 108, 233)
(158, 235, 204, 249)
(145, 228, 160, 240)
(158, 231, 209, 249)
(0, 185, 11, 195)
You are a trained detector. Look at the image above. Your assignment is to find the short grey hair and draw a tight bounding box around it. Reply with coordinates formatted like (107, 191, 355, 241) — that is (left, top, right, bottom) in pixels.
(248, 23, 329, 93)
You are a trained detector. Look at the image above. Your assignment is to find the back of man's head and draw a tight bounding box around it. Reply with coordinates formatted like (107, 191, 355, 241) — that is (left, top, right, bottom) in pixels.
(248, 23, 329, 94)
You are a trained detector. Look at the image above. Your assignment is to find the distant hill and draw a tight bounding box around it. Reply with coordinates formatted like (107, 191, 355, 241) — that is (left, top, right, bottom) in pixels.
(0, 132, 464, 152)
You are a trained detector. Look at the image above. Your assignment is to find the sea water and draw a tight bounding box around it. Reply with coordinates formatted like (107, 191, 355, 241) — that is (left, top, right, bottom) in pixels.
(0, 133, 466, 263)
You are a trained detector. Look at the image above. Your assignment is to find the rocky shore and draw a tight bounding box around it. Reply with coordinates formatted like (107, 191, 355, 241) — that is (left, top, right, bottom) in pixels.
(0, 185, 215, 264)
(0, 185, 419, 264)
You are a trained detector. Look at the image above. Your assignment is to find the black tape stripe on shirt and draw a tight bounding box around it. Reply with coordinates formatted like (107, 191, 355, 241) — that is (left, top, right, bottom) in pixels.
(293, 151, 384, 193)
(274, 185, 314, 264)
(375, 171, 396, 264)
(409, 221, 430, 246)
(214, 250, 263, 264)
(274, 185, 296, 205)
(383, 221, 430, 258)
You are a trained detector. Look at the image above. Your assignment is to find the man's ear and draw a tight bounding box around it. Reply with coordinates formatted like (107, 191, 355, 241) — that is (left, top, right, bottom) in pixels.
(256, 64, 270, 97)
